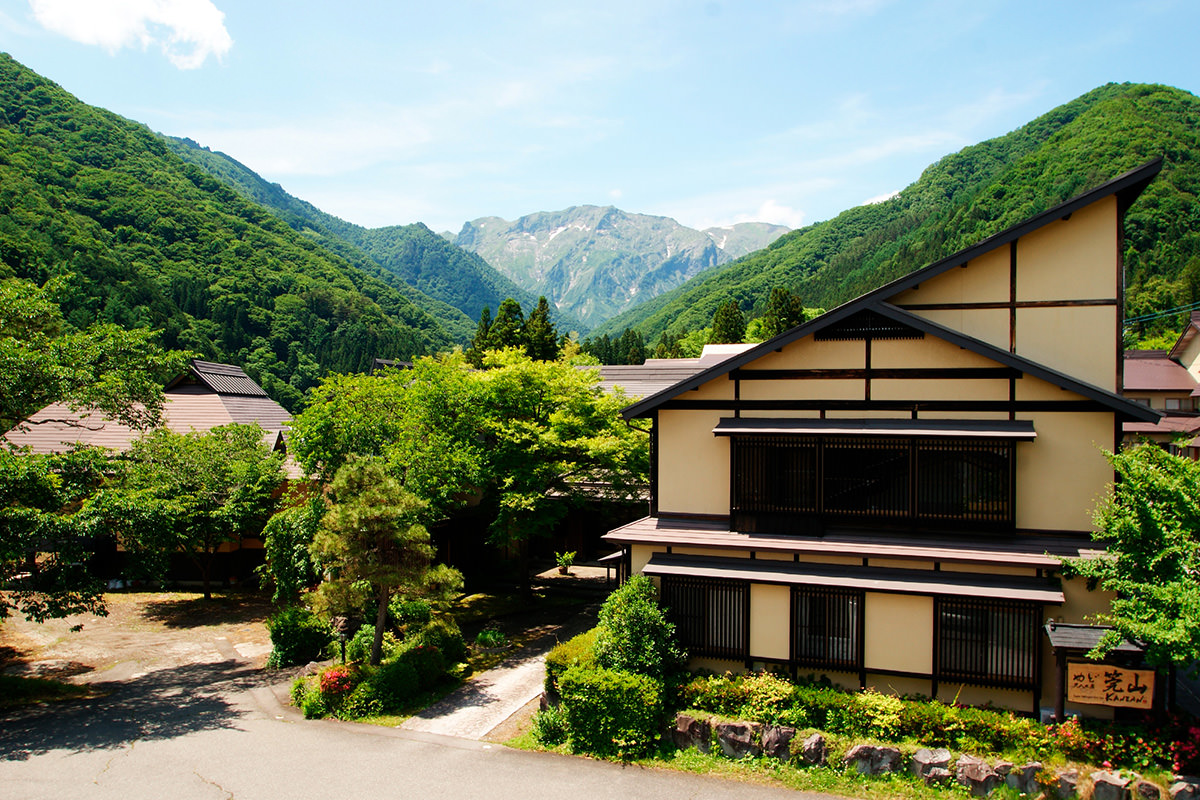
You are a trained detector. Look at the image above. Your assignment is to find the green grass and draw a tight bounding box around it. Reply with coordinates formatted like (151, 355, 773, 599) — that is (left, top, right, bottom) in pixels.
(0, 674, 93, 709)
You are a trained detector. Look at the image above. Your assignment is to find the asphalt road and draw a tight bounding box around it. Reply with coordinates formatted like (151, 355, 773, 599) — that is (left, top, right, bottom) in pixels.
(0, 659, 825, 800)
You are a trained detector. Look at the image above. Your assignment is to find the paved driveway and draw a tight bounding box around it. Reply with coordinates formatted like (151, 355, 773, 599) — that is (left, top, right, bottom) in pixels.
(0, 659, 821, 800)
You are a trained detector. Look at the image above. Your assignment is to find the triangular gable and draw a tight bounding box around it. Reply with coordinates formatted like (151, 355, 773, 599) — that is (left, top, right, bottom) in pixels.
(623, 158, 1163, 420)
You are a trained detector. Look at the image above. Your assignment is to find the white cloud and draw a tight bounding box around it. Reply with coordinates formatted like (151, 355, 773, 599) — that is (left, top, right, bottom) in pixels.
(184, 113, 436, 177)
(863, 190, 900, 205)
(732, 199, 806, 229)
(608, 188, 623, 200)
(29, 0, 232, 69)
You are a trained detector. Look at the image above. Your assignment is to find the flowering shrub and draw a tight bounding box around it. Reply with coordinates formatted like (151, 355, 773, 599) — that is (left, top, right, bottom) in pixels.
(1172, 724, 1200, 774)
(682, 671, 1181, 769)
(319, 665, 356, 696)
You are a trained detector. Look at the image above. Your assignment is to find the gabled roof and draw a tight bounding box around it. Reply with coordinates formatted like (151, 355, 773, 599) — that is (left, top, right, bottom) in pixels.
(1167, 311, 1200, 363)
(170, 359, 269, 397)
(4, 360, 292, 455)
(622, 159, 1164, 422)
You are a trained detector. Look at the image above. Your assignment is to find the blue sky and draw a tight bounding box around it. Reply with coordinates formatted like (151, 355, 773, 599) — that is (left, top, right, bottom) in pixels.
(1, 1, 1198, 235)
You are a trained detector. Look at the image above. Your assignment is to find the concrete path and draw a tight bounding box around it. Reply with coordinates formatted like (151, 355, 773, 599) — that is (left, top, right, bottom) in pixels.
(401, 603, 597, 739)
(1, 667, 823, 800)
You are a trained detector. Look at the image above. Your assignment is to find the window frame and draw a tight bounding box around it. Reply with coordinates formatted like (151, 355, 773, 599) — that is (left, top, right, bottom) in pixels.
(730, 434, 1016, 534)
(934, 597, 1042, 690)
(790, 586, 864, 672)
(659, 575, 749, 661)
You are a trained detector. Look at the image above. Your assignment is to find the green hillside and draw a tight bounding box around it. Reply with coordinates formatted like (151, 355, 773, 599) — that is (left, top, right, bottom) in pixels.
(592, 83, 1200, 347)
(0, 53, 454, 411)
(163, 136, 580, 334)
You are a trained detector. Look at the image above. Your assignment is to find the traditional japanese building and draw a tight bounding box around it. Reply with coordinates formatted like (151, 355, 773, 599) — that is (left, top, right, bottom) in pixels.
(604, 160, 1164, 718)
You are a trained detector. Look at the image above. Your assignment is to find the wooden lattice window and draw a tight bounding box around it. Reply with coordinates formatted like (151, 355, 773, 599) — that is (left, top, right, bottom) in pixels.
(936, 597, 1041, 689)
(791, 586, 863, 671)
(731, 435, 1014, 533)
(660, 575, 748, 660)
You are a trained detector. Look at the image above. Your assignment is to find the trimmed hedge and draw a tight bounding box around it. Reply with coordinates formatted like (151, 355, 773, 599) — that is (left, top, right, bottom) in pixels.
(266, 606, 332, 668)
(544, 628, 599, 695)
(559, 665, 664, 758)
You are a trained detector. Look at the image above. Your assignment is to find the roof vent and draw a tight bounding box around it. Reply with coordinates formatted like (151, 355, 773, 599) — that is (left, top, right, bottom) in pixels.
(814, 310, 924, 341)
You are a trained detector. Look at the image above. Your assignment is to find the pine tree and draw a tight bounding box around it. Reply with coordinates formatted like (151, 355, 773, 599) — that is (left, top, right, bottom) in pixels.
(760, 286, 806, 340)
(709, 300, 746, 344)
(487, 298, 525, 350)
(524, 296, 560, 361)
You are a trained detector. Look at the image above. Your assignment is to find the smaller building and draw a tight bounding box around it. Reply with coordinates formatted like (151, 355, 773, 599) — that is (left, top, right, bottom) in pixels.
(3, 359, 298, 584)
(1122, 313, 1200, 458)
(4, 359, 294, 466)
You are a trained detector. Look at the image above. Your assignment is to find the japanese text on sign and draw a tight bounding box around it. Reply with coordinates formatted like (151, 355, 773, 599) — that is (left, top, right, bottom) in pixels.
(1066, 663, 1154, 708)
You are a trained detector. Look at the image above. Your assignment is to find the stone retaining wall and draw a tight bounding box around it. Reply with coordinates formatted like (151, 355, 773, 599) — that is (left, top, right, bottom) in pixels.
(671, 711, 1196, 800)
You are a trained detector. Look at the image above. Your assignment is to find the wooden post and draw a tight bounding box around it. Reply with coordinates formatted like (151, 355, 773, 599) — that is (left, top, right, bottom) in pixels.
(1054, 650, 1066, 723)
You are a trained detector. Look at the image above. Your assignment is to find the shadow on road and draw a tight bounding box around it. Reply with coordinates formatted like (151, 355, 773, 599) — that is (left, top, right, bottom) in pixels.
(136, 594, 274, 628)
(0, 659, 275, 762)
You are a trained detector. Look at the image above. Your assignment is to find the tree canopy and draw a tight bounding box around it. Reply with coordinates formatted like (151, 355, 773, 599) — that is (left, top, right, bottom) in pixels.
(1064, 443, 1200, 672)
(285, 350, 648, 590)
(93, 423, 284, 600)
(309, 458, 462, 665)
(709, 299, 746, 344)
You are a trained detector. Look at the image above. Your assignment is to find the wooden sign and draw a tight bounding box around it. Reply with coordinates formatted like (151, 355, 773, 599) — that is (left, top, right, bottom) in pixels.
(1067, 662, 1155, 708)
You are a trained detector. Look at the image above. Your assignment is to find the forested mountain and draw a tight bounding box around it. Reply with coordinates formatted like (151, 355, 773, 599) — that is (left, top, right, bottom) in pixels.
(592, 83, 1200, 346)
(453, 207, 788, 328)
(0, 53, 453, 411)
(162, 137, 559, 336)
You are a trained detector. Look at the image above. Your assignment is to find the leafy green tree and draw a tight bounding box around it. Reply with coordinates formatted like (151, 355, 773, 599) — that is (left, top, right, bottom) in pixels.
(709, 300, 746, 344)
(289, 356, 485, 513)
(478, 350, 648, 591)
(524, 296, 560, 361)
(1064, 443, 1200, 671)
(309, 458, 462, 666)
(0, 446, 111, 622)
(759, 286, 806, 340)
(259, 492, 325, 605)
(93, 423, 284, 600)
(0, 277, 189, 432)
(467, 305, 493, 367)
(593, 574, 684, 678)
(1, 277, 186, 622)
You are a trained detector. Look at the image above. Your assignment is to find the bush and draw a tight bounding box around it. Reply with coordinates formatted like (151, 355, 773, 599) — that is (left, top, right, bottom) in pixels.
(413, 616, 467, 665)
(559, 665, 664, 759)
(340, 680, 385, 719)
(345, 624, 400, 664)
(389, 597, 432, 630)
(399, 643, 447, 689)
(266, 605, 332, 668)
(545, 628, 599, 695)
(290, 676, 328, 719)
(372, 657, 420, 708)
(593, 575, 684, 678)
(531, 704, 569, 747)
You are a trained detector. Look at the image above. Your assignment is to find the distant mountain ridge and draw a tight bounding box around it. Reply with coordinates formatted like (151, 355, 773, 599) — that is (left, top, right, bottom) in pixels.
(591, 83, 1200, 346)
(162, 137, 574, 336)
(452, 206, 787, 328)
(0, 53, 456, 411)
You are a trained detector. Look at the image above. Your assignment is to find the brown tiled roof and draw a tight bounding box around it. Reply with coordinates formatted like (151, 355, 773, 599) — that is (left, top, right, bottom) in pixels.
(594, 363, 710, 399)
(1122, 414, 1200, 436)
(3, 362, 291, 456)
(1122, 350, 1197, 392)
(188, 360, 269, 397)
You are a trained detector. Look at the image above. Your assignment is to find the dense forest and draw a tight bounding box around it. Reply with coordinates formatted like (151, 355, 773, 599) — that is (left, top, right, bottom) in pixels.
(0, 54, 458, 411)
(592, 83, 1200, 347)
(163, 136, 580, 335)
